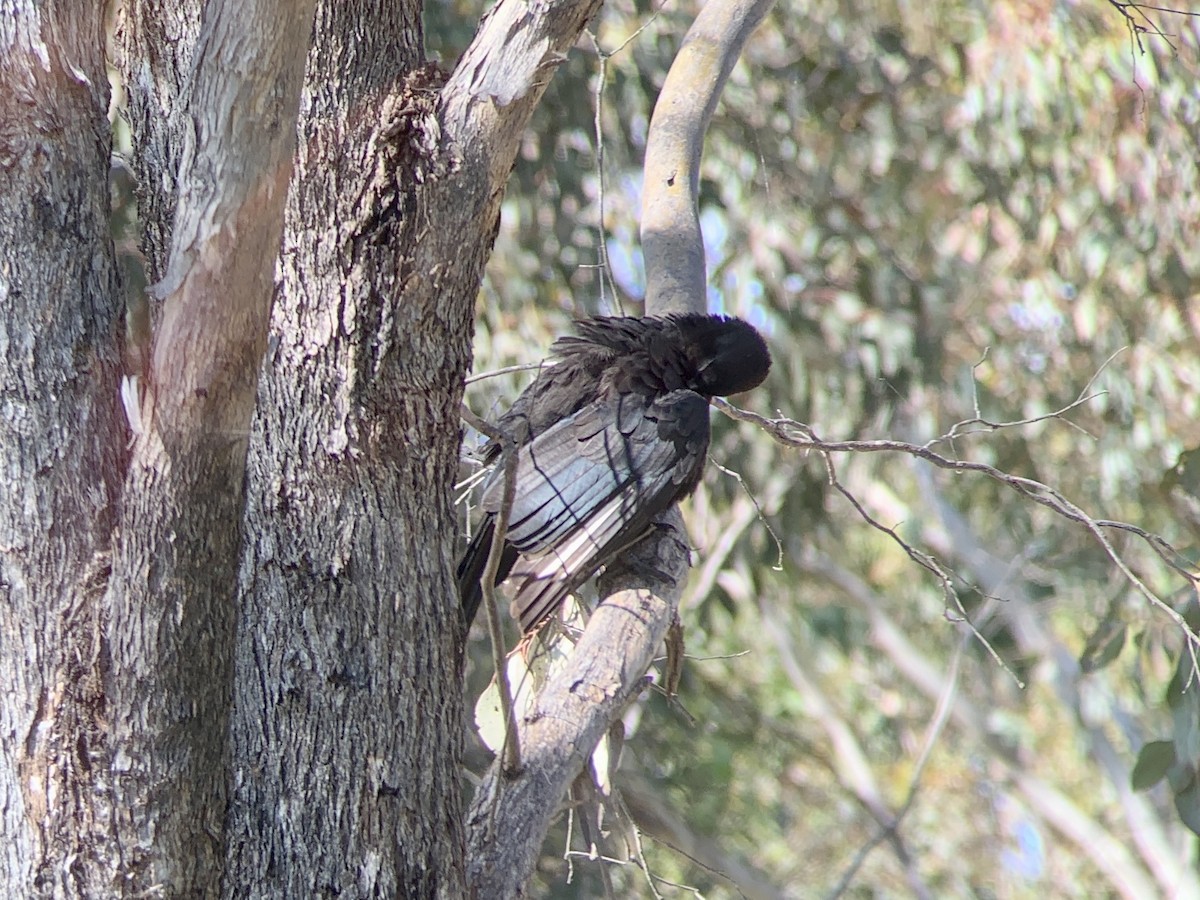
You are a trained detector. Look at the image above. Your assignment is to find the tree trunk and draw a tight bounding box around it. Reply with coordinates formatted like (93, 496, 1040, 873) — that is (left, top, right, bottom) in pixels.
(223, 0, 608, 889)
(5, 0, 615, 894)
(116, 0, 201, 289)
(105, 0, 317, 894)
(223, 3, 471, 895)
(0, 5, 126, 895)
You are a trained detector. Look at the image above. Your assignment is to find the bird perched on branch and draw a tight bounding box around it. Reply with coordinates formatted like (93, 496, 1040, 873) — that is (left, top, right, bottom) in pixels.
(458, 313, 771, 633)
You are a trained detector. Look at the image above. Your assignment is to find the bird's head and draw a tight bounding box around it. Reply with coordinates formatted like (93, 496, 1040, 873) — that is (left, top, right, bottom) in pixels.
(676, 314, 772, 397)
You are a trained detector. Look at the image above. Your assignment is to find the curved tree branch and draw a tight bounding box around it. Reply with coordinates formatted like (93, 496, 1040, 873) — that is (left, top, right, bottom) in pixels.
(461, 1, 777, 893)
(465, 510, 690, 896)
(440, 0, 604, 208)
(640, 0, 775, 315)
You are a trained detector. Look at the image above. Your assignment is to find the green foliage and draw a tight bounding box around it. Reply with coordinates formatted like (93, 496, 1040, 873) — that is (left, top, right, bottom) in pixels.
(1132, 740, 1175, 791)
(446, 0, 1200, 894)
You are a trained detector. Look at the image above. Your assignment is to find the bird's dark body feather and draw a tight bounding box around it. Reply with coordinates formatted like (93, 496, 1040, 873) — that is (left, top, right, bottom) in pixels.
(458, 314, 770, 632)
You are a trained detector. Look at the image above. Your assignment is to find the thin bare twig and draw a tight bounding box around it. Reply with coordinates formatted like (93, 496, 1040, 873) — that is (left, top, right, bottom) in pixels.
(710, 459, 785, 570)
(459, 403, 522, 773)
(713, 398, 1200, 653)
(583, 5, 668, 316)
(1107, 0, 1188, 54)
(465, 360, 554, 384)
(813, 434, 1022, 686)
(584, 30, 619, 316)
(924, 347, 1123, 450)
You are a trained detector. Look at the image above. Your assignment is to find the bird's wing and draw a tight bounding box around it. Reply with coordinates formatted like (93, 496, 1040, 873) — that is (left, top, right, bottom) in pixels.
(478, 342, 618, 462)
(481, 389, 710, 632)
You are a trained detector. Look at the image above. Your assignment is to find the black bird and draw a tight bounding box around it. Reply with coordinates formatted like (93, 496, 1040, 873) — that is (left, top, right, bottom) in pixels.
(458, 314, 771, 633)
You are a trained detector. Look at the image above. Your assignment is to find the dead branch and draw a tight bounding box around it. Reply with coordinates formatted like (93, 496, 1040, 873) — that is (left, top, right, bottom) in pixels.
(713, 398, 1200, 651)
(459, 404, 523, 773)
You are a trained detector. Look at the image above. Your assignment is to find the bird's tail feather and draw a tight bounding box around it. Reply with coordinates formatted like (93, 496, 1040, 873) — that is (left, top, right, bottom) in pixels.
(457, 517, 518, 628)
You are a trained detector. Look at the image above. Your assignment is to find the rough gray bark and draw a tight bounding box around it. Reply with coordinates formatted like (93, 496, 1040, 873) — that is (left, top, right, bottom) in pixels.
(115, 0, 202, 287)
(223, 3, 466, 895)
(226, 0, 606, 895)
(105, 0, 316, 894)
(0, 6, 126, 895)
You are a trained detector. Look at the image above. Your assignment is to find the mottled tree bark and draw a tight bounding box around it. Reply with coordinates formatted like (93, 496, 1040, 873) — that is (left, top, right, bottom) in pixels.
(5, 0, 693, 894)
(222, 2, 468, 895)
(115, 0, 202, 288)
(0, 4, 126, 895)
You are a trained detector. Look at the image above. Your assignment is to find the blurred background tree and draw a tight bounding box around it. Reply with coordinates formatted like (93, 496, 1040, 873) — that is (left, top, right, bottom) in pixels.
(443, 0, 1200, 896)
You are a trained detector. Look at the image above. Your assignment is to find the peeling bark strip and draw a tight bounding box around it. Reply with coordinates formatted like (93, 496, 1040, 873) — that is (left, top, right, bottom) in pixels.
(146, 0, 316, 439)
(0, 6, 126, 896)
(106, 1, 317, 896)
